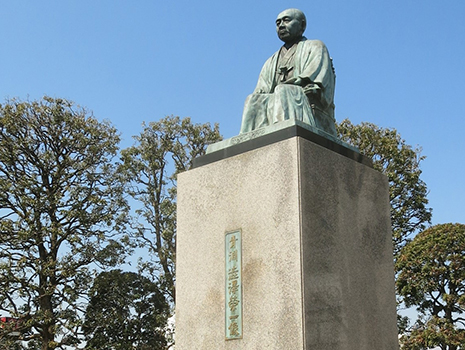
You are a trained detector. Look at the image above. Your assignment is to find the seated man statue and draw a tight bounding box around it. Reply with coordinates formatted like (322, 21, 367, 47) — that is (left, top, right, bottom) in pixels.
(240, 8, 337, 137)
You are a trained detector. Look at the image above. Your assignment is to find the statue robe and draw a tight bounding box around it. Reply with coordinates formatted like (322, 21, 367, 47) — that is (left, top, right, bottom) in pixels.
(240, 38, 337, 136)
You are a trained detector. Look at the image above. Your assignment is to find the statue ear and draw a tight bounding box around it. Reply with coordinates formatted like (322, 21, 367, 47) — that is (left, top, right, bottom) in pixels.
(301, 20, 306, 34)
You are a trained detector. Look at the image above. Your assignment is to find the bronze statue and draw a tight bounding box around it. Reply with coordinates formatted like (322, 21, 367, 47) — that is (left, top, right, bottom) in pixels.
(240, 9, 337, 136)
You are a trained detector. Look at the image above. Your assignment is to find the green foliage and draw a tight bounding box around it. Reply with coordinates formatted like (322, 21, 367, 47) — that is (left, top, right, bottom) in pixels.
(83, 270, 170, 350)
(0, 97, 129, 349)
(400, 316, 465, 350)
(396, 223, 465, 350)
(120, 115, 222, 303)
(337, 119, 431, 256)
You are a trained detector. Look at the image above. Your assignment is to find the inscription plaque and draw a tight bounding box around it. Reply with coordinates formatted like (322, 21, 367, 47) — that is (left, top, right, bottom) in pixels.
(225, 230, 242, 340)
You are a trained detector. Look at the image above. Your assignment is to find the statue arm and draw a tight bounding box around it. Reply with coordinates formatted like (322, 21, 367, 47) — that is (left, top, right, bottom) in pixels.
(282, 76, 321, 97)
(295, 40, 335, 108)
(253, 53, 278, 94)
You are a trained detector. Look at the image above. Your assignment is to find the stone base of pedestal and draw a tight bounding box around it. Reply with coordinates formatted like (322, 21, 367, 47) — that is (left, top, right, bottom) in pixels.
(176, 127, 399, 350)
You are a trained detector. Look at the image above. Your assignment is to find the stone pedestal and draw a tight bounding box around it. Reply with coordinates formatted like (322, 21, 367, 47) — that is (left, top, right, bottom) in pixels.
(176, 126, 399, 350)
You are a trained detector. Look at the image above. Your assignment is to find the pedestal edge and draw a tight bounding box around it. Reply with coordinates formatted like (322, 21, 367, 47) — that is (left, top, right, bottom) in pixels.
(193, 123, 372, 168)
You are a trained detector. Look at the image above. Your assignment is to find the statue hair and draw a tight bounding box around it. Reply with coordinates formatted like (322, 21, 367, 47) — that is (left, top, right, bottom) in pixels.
(283, 8, 307, 33)
(294, 9, 307, 33)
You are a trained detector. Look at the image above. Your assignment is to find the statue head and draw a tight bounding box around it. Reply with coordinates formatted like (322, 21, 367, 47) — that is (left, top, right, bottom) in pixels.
(276, 8, 306, 45)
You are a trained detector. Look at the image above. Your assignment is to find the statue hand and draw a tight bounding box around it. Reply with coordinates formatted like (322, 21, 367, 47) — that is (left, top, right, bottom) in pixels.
(303, 84, 321, 97)
(293, 77, 303, 86)
(282, 77, 302, 85)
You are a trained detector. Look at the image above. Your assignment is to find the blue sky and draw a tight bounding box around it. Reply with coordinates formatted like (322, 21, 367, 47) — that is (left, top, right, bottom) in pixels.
(1, 1, 464, 227)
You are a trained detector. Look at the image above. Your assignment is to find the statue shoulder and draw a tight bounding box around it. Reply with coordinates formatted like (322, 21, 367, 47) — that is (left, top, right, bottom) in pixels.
(300, 39, 327, 49)
(260, 49, 279, 71)
(268, 48, 281, 61)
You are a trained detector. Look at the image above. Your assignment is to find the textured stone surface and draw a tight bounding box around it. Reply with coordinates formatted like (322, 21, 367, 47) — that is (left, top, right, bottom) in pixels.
(176, 136, 399, 350)
(298, 139, 398, 350)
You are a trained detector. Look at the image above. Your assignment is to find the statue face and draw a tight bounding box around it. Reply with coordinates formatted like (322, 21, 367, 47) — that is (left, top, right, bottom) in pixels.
(275, 9, 304, 44)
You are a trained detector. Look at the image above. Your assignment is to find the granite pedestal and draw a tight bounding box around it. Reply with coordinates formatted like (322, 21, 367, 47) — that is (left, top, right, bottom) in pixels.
(176, 125, 399, 350)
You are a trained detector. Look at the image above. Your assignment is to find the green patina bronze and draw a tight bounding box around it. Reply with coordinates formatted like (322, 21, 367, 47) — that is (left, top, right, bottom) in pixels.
(240, 8, 337, 137)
